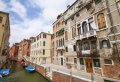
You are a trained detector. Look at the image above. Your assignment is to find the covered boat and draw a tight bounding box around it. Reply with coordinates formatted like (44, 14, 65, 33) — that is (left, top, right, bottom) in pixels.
(25, 66, 35, 72)
(0, 69, 10, 76)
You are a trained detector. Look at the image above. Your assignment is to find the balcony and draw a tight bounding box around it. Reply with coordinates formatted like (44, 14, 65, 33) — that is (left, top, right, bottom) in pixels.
(99, 48, 113, 58)
(77, 49, 99, 57)
(56, 46, 65, 50)
(82, 30, 97, 39)
(76, 30, 97, 40)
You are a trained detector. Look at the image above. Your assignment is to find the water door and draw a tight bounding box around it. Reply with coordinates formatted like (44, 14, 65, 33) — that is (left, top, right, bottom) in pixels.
(85, 58, 93, 73)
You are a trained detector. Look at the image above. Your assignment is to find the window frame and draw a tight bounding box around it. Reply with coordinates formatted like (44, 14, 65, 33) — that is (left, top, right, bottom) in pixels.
(93, 59, 101, 67)
(97, 13, 106, 30)
(104, 59, 113, 65)
(79, 58, 84, 65)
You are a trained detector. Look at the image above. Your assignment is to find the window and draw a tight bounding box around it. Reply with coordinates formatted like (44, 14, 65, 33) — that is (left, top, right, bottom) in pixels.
(66, 58, 68, 62)
(0, 17, 3, 23)
(77, 24, 81, 35)
(72, 27, 76, 38)
(78, 43, 82, 50)
(117, 1, 120, 8)
(42, 58, 46, 64)
(97, 13, 106, 29)
(79, 58, 84, 65)
(61, 39, 62, 46)
(83, 42, 90, 50)
(66, 47, 68, 52)
(88, 17, 96, 31)
(104, 59, 112, 65)
(100, 40, 111, 49)
(43, 41, 45, 46)
(82, 21, 88, 33)
(73, 45, 76, 51)
(94, 0, 101, 4)
(71, 16, 74, 20)
(91, 40, 97, 49)
(59, 40, 60, 47)
(43, 49, 45, 55)
(76, 13, 79, 17)
(74, 58, 77, 64)
(63, 38, 64, 45)
(37, 36, 39, 40)
(37, 42, 39, 47)
(93, 59, 101, 67)
(56, 40, 58, 47)
(43, 34, 46, 38)
(39, 34, 41, 38)
(102, 40, 108, 48)
(65, 31, 68, 40)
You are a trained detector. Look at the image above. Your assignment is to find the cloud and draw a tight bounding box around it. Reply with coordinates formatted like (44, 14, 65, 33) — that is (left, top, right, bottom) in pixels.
(0, 0, 76, 46)
(9, 0, 27, 19)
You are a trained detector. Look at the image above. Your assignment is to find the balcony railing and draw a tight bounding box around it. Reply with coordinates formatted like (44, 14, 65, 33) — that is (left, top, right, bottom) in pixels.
(76, 30, 97, 40)
(77, 49, 99, 57)
(57, 46, 65, 50)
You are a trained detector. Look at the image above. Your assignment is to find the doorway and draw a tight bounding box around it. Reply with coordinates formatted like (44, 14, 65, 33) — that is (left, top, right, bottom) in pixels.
(61, 58, 63, 66)
(85, 58, 93, 73)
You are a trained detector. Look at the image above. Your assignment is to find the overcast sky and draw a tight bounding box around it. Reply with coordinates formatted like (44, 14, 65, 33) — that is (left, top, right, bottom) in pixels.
(0, 0, 75, 46)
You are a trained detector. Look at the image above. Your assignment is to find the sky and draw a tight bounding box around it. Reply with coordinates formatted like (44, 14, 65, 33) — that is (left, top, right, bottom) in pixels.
(0, 0, 75, 46)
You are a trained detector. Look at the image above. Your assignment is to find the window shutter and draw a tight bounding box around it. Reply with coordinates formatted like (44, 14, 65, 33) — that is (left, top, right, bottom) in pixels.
(99, 41, 102, 49)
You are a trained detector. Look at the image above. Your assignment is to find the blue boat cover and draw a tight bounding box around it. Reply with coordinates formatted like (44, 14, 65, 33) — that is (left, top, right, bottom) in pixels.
(25, 66, 35, 71)
(0, 69, 10, 75)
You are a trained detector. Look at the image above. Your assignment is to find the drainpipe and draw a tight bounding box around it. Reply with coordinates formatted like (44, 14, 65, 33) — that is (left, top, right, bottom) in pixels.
(105, 0, 119, 59)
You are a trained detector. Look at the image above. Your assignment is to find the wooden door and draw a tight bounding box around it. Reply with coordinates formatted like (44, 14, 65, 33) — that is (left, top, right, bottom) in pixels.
(85, 58, 93, 73)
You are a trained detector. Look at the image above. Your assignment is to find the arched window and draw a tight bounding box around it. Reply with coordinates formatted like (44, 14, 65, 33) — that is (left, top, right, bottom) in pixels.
(100, 40, 111, 49)
(102, 40, 108, 48)
(97, 13, 106, 29)
(82, 21, 88, 33)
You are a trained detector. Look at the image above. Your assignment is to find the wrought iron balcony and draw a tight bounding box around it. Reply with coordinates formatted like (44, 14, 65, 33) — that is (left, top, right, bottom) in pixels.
(77, 49, 99, 57)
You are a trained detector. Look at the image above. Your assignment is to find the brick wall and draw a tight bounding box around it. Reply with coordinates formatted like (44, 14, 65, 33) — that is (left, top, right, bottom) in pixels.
(52, 71, 86, 82)
(36, 65, 46, 76)
(103, 61, 120, 80)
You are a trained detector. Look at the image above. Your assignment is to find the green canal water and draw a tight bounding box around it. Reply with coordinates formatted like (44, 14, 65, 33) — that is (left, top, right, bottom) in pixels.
(0, 61, 50, 82)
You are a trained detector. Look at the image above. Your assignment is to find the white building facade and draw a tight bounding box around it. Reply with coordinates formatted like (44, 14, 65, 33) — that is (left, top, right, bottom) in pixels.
(30, 32, 52, 65)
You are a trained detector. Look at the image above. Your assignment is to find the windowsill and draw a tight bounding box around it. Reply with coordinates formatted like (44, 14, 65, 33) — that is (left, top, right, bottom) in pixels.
(94, 67, 101, 69)
(96, 28, 108, 32)
(104, 64, 113, 66)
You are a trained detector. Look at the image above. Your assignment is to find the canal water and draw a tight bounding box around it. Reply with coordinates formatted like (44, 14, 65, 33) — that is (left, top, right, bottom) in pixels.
(1, 61, 50, 82)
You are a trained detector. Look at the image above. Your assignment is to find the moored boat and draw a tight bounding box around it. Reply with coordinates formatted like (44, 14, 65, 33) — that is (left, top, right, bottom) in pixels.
(25, 66, 35, 72)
